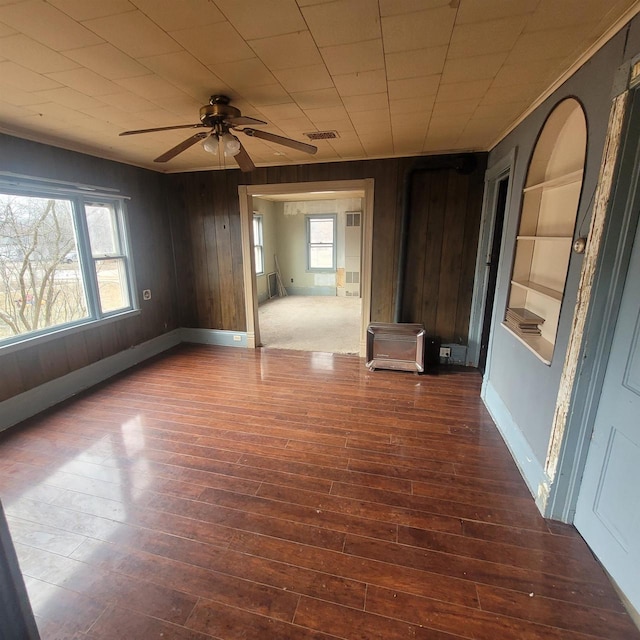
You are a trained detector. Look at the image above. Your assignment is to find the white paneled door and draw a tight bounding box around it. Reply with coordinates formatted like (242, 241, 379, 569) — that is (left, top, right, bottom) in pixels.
(574, 217, 640, 613)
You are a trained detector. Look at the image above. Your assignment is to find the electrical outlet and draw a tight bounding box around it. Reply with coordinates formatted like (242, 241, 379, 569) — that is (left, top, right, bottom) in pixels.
(439, 347, 451, 358)
(233, 335, 242, 342)
(142, 289, 151, 301)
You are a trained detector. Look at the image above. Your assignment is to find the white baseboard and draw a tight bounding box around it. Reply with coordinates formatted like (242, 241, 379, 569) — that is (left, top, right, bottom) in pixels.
(0, 330, 181, 432)
(481, 379, 549, 513)
(180, 328, 247, 347)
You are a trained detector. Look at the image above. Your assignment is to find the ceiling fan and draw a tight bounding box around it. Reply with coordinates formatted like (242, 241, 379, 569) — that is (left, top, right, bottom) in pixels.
(119, 94, 318, 172)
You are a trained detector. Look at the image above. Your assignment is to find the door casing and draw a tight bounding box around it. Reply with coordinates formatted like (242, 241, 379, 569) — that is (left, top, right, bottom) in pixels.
(238, 179, 375, 357)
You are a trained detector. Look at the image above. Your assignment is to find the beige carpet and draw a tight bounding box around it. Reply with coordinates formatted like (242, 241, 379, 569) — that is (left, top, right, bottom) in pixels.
(258, 296, 361, 354)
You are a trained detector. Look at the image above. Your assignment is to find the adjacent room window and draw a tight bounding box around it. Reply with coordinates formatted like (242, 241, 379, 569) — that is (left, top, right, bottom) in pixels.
(0, 187, 135, 348)
(253, 214, 264, 275)
(306, 214, 336, 271)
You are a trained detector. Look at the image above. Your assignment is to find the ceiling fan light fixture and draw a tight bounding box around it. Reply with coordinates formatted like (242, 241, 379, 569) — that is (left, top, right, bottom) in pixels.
(221, 132, 241, 157)
(202, 133, 219, 154)
(121, 96, 316, 169)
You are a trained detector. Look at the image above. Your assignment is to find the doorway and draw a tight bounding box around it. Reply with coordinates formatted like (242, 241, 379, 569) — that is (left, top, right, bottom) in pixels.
(252, 192, 363, 354)
(478, 176, 509, 373)
(467, 150, 515, 370)
(238, 180, 374, 357)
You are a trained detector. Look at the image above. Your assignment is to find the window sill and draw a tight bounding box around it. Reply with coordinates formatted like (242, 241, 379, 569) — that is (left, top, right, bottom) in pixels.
(0, 309, 141, 357)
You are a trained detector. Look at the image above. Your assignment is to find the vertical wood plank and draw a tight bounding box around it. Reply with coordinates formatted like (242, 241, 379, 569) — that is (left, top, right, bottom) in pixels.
(420, 172, 448, 335)
(402, 171, 431, 323)
(435, 171, 468, 342)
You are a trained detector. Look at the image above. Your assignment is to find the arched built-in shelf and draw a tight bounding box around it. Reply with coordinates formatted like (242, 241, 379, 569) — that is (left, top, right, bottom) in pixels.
(504, 98, 587, 364)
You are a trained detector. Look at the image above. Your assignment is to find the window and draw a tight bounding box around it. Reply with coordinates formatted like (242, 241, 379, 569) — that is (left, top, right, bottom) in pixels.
(306, 215, 336, 271)
(253, 214, 264, 275)
(0, 187, 135, 348)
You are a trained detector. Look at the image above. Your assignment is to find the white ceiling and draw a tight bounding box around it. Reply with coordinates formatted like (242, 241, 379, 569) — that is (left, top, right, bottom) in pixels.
(0, 0, 638, 173)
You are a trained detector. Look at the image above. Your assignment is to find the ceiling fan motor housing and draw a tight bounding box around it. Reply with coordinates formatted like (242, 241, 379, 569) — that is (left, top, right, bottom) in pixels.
(199, 95, 240, 126)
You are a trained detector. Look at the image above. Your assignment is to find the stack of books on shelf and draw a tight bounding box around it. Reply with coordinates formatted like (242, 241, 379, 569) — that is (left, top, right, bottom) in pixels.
(504, 307, 545, 338)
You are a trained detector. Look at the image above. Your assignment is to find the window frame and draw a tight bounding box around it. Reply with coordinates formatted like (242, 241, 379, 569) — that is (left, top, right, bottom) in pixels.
(252, 213, 264, 276)
(0, 183, 137, 352)
(306, 214, 337, 272)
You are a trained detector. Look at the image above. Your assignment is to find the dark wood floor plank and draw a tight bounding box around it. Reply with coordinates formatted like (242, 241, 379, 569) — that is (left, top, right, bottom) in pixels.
(197, 487, 399, 541)
(256, 482, 466, 534)
(396, 525, 608, 583)
(186, 598, 343, 640)
(24, 576, 107, 640)
(476, 583, 638, 640)
(343, 534, 628, 613)
(70, 537, 301, 623)
(294, 595, 468, 640)
(0, 345, 637, 640)
(230, 530, 481, 609)
(331, 481, 549, 531)
(16, 542, 198, 626)
(85, 604, 216, 640)
(346, 457, 532, 499)
(365, 585, 602, 640)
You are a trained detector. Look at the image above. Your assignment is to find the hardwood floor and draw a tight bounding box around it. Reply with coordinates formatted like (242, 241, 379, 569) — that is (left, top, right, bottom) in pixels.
(0, 344, 638, 640)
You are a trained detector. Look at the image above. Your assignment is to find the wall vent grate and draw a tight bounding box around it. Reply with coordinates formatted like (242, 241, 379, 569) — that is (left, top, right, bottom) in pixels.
(346, 212, 361, 227)
(304, 130, 339, 140)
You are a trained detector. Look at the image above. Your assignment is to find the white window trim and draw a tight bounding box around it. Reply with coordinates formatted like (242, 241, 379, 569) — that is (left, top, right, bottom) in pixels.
(306, 214, 337, 272)
(0, 183, 137, 352)
(253, 213, 264, 276)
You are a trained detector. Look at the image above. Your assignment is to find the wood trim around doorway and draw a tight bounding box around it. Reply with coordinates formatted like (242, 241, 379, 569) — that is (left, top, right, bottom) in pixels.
(238, 179, 374, 357)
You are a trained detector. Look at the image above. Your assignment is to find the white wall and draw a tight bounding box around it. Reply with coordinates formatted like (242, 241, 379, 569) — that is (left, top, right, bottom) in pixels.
(253, 198, 277, 302)
(273, 197, 362, 296)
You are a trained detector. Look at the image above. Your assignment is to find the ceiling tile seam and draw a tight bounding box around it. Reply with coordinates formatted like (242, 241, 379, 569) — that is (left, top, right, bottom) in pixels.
(209, 0, 319, 122)
(130, 1, 257, 100)
(320, 37, 389, 153)
(3, 27, 138, 95)
(458, 0, 541, 30)
(418, 1, 459, 152)
(294, 0, 368, 153)
(449, 6, 536, 152)
(487, 1, 640, 152)
(73, 9, 259, 125)
(377, 6, 404, 156)
(244, 35, 335, 120)
(130, 1, 228, 30)
(66, 9, 196, 108)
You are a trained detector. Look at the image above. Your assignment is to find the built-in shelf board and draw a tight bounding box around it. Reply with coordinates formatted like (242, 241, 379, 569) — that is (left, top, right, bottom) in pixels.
(511, 279, 563, 302)
(522, 169, 584, 193)
(505, 98, 587, 362)
(502, 322, 554, 365)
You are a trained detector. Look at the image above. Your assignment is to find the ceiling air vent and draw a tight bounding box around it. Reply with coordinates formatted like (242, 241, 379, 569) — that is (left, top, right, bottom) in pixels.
(304, 130, 339, 140)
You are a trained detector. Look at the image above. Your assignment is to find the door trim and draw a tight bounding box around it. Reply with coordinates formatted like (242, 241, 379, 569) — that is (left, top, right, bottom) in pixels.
(467, 148, 516, 367)
(238, 179, 374, 357)
(546, 88, 640, 521)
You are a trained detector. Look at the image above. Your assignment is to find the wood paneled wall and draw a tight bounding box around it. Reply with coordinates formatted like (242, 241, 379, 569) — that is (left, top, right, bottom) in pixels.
(167, 154, 486, 344)
(401, 162, 486, 342)
(0, 134, 178, 401)
(0, 141, 485, 403)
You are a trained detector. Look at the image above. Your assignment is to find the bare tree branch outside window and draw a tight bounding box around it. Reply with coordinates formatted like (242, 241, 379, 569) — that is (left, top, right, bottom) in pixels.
(0, 194, 88, 340)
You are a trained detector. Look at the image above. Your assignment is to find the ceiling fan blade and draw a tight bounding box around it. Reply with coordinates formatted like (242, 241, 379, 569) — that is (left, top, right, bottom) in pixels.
(154, 132, 209, 163)
(240, 128, 317, 154)
(227, 115, 267, 126)
(233, 141, 256, 172)
(120, 123, 207, 136)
